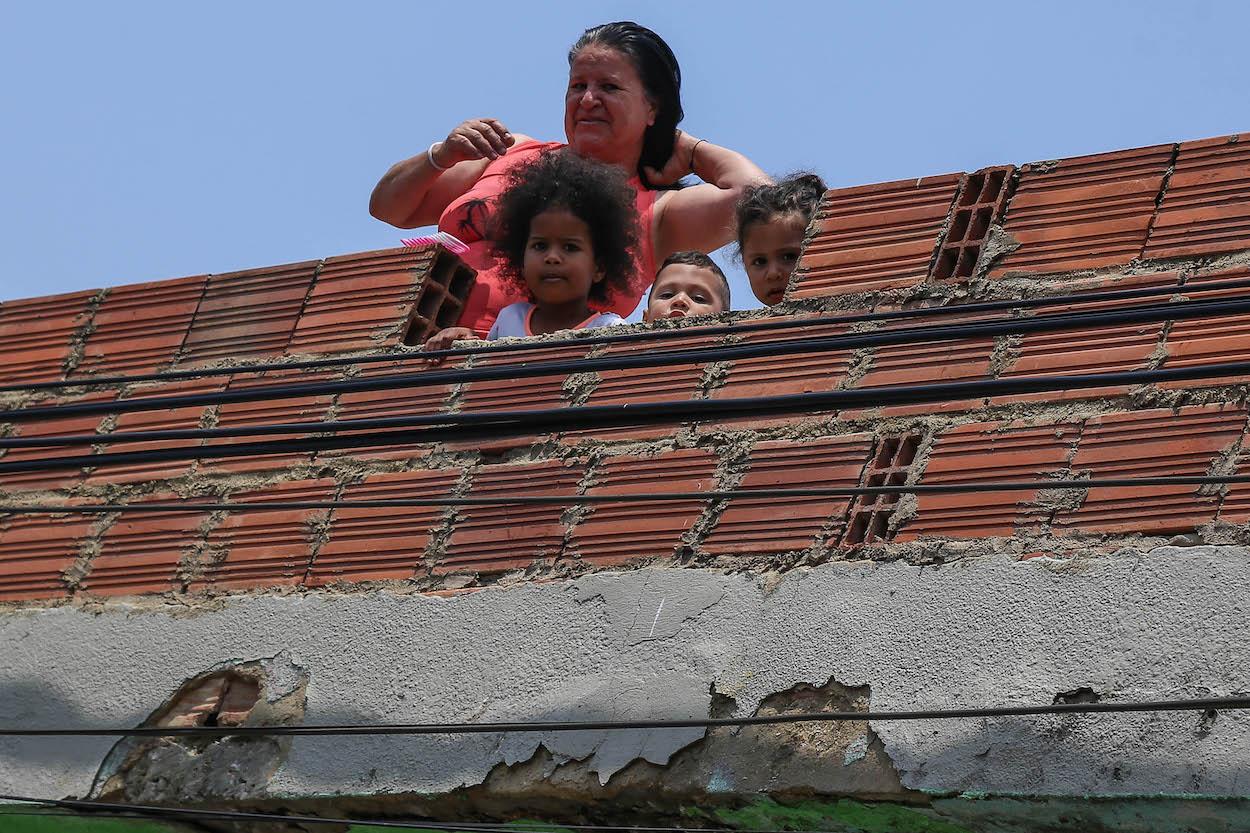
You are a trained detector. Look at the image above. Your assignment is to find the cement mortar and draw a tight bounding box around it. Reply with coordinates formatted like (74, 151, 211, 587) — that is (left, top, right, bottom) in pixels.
(1, 547, 1248, 804)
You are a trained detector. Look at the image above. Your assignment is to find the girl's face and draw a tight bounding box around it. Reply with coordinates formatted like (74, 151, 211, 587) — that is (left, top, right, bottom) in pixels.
(523, 208, 603, 306)
(565, 46, 656, 168)
(741, 212, 808, 305)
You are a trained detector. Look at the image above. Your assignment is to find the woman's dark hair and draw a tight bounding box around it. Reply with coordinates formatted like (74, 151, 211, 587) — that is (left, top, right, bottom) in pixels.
(656, 250, 731, 307)
(570, 21, 683, 190)
(735, 172, 828, 249)
(490, 150, 640, 306)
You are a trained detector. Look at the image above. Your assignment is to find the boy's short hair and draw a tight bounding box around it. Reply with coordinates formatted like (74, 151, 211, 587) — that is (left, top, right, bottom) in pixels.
(655, 251, 731, 307)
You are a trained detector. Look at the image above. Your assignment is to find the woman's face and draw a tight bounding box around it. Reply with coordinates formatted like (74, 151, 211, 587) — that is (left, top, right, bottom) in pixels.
(565, 45, 656, 168)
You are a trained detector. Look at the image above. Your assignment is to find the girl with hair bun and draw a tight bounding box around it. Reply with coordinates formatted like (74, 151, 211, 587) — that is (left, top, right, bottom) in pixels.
(736, 173, 827, 306)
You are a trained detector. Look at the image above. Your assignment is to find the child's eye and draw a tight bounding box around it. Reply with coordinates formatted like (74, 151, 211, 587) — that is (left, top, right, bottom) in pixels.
(603, 83, 619, 92)
(783, 252, 799, 263)
(564, 243, 581, 252)
(751, 257, 768, 268)
(569, 82, 586, 91)
(531, 240, 547, 251)
(658, 291, 674, 298)
(693, 295, 708, 303)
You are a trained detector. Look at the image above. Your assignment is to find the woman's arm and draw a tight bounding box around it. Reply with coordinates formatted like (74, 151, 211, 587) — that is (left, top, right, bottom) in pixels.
(368, 119, 530, 229)
(649, 131, 770, 258)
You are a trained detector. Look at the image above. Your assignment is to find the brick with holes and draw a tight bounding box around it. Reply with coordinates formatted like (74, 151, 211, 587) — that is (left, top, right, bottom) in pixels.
(837, 434, 923, 546)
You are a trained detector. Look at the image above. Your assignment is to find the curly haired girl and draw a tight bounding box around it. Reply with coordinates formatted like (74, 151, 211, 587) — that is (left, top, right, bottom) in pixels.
(425, 151, 640, 348)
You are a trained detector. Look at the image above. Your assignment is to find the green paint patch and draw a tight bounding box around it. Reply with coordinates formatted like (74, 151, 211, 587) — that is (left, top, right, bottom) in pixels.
(704, 796, 972, 833)
(0, 806, 181, 833)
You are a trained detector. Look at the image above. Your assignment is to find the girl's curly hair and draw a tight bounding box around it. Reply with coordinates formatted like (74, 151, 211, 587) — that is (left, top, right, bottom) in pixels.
(490, 150, 641, 306)
(735, 172, 827, 251)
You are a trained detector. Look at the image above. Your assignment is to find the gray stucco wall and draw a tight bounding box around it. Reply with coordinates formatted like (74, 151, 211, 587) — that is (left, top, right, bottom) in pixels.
(2, 546, 1248, 803)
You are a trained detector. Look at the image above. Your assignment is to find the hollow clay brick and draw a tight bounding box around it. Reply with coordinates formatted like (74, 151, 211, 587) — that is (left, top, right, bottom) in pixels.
(309, 469, 459, 585)
(1052, 404, 1246, 536)
(1144, 134, 1250, 260)
(76, 274, 208, 375)
(179, 260, 319, 364)
(0, 289, 95, 385)
(703, 435, 873, 555)
(571, 448, 716, 567)
(0, 512, 94, 601)
(991, 143, 1173, 277)
(197, 479, 336, 590)
(897, 420, 1081, 541)
(442, 460, 582, 575)
(789, 173, 962, 299)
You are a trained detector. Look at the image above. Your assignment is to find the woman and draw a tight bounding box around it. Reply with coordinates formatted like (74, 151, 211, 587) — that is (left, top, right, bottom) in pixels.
(369, 21, 768, 337)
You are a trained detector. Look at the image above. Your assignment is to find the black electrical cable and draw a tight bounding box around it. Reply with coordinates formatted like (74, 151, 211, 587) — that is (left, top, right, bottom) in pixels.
(2, 474, 1248, 516)
(1, 696, 1245, 739)
(3, 359, 1250, 475)
(5, 271, 1239, 396)
(4, 291, 1248, 426)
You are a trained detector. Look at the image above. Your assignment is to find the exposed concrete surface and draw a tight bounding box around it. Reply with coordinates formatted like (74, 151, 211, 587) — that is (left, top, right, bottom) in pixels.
(2, 547, 1249, 806)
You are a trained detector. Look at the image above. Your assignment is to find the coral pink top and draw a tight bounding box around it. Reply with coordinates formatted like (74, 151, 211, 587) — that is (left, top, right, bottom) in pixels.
(439, 140, 659, 337)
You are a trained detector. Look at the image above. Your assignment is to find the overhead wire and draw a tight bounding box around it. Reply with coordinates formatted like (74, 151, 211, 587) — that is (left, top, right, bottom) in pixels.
(3, 358, 1250, 474)
(5, 271, 1244, 396)
(4, 292, 1250, 426)
(1, 695, 1245, 738)
(3, 474, 1250, 516)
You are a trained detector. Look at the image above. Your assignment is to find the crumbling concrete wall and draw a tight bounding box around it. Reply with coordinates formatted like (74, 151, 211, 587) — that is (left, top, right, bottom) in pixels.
(2, 548, 1248, 814)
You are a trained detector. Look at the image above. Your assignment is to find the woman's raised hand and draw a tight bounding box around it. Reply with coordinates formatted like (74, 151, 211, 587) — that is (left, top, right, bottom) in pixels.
(642, 129, 699, 187)
(432, 119, 517, 167)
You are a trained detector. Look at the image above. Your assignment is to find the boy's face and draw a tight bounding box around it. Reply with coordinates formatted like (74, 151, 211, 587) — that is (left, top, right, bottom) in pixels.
(742, 212, 807, 305)
(644, 264, 727, 321)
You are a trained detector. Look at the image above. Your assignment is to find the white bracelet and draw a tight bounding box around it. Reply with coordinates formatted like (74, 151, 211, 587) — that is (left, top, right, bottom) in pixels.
(427, 141, 449, 172)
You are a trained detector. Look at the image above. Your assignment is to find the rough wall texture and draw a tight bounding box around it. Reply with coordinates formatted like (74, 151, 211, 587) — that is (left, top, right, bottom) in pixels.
(4, 131, 1250, 832)
(2, 553, 1249, 822)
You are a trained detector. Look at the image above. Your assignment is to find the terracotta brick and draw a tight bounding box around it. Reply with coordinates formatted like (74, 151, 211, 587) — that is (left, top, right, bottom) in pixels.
(1144, 134, 1250, 259)
(571, 449, 716, 567)
(991, 143, 1173, 277)
(442, 460, 581, 575)
(703, 435, 873, 555)
(199, 368, 335, 474)
(572, 332, 716, 444)
(714, 319, 855, 401)
(81, 495, 213, 597)
(1053, 404, 1246, 536)
(324, 357, 458, 463)
(789, 173, 962, 298)
(932, 166, 1015, 282)
(0, 393, 113, 492)
(0, 289, 95, 385)
(86, 379, 224, 485)
(180, 260, 318, 364)
(0, 512, 94, 601)
(838, 433, 923, 545)
(310, 469, 459, 585)
(897, 421, 1080, 540)
(197, 479, 334, 590)
(76, 274, 207, 375)
(287, 247, 468, 355)
(842, 333, 993, 418)
(1160, 267, 1250, 387)
(454, 342, 591, 454)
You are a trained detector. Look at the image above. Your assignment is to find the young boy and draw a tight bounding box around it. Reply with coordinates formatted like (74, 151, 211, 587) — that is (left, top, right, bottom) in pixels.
(643, 251, 731, 322)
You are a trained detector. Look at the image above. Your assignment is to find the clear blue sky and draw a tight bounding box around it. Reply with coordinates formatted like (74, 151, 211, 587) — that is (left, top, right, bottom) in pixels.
(1, 0, 1246, 313)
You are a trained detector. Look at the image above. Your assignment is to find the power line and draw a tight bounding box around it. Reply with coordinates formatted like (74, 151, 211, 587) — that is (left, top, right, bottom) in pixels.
(2, 359, 1249, 474)
(2, 474, 1248, 515)
(3, 292, 1247, 426)
(5, 271, 1239, 396)
(1, 696, 1245, 738)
